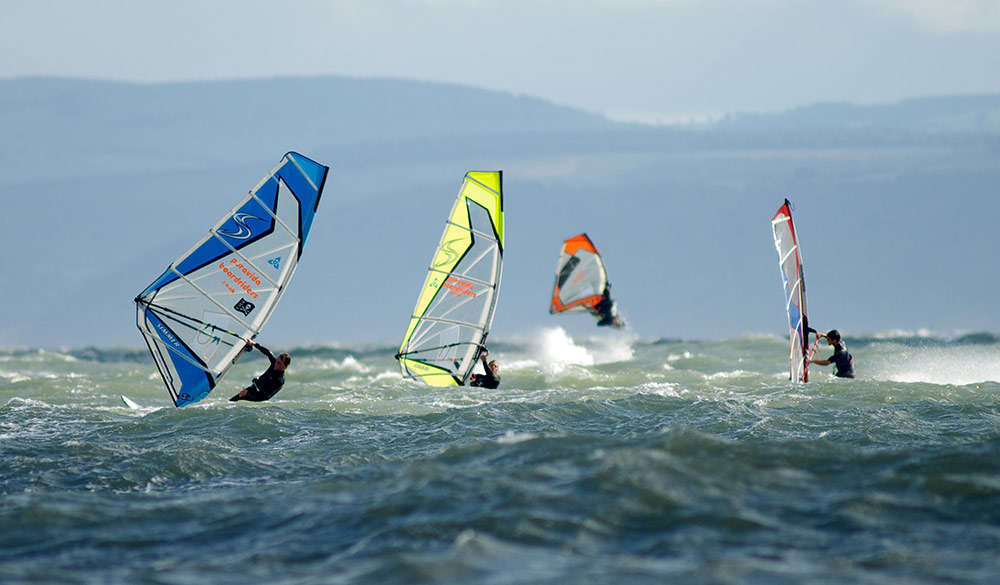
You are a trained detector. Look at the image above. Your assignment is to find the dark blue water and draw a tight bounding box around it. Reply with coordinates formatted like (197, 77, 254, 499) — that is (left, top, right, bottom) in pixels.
(4, 330, 1000, 584)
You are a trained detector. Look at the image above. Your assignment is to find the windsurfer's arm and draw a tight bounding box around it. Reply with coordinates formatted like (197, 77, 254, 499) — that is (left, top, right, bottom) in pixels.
(255, 343, 277, 365)
(809, 357, 831, 366)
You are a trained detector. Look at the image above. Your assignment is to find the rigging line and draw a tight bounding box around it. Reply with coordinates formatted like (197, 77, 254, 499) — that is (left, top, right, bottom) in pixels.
(138, 306, 250, 383)
(405, 313, 488, 349)
(140, 324, 215, 379)
(136, 305, 217, 379)
(406, 317, 480, 347)
(137, 299, 246, 342)
(395, 340, 485, 359)
(406, 321, 489, 351)
(406, 314, 483, 331)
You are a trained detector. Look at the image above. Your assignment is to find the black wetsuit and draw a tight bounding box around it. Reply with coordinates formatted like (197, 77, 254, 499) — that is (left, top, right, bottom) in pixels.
(594, 287, 616, 327)
(828, 342, 855, 378)
(469, 362, 501, 389)
(230, 344, 285, 401)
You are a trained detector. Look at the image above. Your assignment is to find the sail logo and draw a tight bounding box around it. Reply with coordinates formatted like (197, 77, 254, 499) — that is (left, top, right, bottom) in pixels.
(433, 238, 465, 268)
(155, 321, 181, 348)
(234, 298, 255, 316)
(408, 361, 431, 373)
(218, 213, 264, 240)
(443, 276, 477, 298)
(219, 260, 260, 299)
(268, 257, 281, 270)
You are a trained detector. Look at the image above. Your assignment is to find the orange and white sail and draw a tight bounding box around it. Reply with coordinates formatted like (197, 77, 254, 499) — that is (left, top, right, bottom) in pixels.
(550, 233, 610, 315)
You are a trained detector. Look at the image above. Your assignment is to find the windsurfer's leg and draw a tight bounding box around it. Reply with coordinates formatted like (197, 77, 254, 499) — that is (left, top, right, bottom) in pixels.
(230, 387, 252, 402)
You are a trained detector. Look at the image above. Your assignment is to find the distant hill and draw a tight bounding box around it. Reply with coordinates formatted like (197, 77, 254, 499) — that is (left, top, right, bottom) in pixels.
(717, 94, 1000, 132)
(3, 77, 998, 185)
(0, 76, 620, 183)
(2, 76, 1000, 348)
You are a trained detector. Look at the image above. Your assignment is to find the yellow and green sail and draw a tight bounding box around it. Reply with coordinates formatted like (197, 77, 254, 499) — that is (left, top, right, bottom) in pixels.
(396, 171, 504, 386)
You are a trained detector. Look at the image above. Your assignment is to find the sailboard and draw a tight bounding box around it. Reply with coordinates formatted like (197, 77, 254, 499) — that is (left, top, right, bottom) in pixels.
(771, 198, 811, 382)
(549, 233, 625, 329)
(135, 152, 328, 407)
(120, 395, 141, 410)
(395, 171, 504, 386)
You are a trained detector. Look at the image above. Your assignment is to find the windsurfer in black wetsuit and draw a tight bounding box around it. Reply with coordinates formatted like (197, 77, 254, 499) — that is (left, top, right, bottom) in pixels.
(468, 349, 501, 389)
(230, 340, 292, 402)
(593, 283, 623, 328)
(808, 329, 855, 378)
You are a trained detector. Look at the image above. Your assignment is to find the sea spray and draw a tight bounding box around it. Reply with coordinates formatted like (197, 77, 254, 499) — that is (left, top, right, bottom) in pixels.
(534, 326, 594, 375)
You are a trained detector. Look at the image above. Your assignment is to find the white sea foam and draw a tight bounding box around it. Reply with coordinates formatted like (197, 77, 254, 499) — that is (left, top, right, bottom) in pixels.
(868, 328, 939, 339)
(707, 370, 755, 380)
(587, 334, 636, 364)
(0, 370, 30, 383)
(496, 430, 539, 444)
(873, 345, 1000, 385)
(321, 355, 371, 373)
(534, 327, 595, 374)
(529, 326, 637, 376)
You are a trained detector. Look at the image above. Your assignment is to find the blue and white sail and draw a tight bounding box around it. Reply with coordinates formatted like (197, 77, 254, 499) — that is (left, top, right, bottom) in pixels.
(135, 152, 328, 407)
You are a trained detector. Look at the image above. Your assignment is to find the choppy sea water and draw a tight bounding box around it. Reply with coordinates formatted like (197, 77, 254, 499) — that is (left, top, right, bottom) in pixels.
(4, 327, 1000, 585)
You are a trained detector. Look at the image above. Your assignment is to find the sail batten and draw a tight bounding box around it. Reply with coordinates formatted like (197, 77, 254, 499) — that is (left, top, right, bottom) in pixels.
(396, 171, 504, 386)
(135, 152, 329, 406)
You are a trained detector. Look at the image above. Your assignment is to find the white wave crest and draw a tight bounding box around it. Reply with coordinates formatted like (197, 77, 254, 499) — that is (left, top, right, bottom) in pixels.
(873, 345, 1000, 385)
(321, 355, 371, 373)
(535, 327, 595, 374)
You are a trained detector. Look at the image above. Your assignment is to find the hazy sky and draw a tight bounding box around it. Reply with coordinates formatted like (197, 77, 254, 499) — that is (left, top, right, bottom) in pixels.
(5, 0, 1000, 122)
